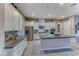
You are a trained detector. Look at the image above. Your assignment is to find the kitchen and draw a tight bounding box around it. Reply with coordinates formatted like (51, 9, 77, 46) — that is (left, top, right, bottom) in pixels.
(0, 3, 79, 56)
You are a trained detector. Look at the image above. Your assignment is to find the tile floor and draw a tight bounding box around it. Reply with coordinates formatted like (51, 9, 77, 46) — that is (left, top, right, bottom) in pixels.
(23, 38, 79, 56)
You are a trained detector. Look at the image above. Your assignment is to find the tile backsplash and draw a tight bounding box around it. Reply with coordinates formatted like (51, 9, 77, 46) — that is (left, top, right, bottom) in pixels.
(5, 31, 18, 41)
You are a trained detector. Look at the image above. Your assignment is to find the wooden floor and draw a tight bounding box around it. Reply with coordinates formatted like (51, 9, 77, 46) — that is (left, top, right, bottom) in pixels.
(23, 38, 79, 56)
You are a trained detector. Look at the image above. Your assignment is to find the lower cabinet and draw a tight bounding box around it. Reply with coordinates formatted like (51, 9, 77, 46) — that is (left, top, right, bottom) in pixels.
(4, 39, 26, 56)
(0, 48, 4, 56)
(34, 34, 40, 40)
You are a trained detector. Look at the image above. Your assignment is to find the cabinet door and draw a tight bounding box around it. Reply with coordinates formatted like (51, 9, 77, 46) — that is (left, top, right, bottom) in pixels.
(19, 15, 23, 30)
(0, 48, 3, 56)
(4, 4, 13, 31)
(12, 7, 19, 30)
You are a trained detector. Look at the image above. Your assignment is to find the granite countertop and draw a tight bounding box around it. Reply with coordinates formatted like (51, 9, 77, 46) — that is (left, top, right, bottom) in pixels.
(40, 35, 76, 39)
(4, 37, 25, 49)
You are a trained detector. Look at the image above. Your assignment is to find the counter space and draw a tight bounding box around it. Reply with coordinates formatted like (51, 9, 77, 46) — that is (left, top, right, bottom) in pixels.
(4, 37, 25, 49)
(40, 35, 76, 39)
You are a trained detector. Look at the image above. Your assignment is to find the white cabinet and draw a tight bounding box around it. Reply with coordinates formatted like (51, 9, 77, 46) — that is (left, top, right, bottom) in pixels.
(12, 7, 20, 30)
(4, 4, 13, 31)
(12, 5, 25, 31)
(19, 14, 24, 31)
(0, 47, 4, 56)
(4, 4, 24, 31)
(34, 34, 40, 40)
(4, 39, 26, 56)
(0, 4, 26, 56)
(13, 39, 25, 56)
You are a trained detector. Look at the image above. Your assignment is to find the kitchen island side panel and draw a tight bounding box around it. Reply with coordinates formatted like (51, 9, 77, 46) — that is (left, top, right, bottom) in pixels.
(41, 38, 71, 50)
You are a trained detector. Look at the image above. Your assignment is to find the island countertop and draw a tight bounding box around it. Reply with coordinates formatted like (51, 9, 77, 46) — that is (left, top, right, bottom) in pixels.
(40, 35, 76, 39)
(4, 37, 25, 49)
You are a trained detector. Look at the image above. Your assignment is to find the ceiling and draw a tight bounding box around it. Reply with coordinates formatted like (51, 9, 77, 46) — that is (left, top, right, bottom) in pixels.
(14, 3, 79, 19)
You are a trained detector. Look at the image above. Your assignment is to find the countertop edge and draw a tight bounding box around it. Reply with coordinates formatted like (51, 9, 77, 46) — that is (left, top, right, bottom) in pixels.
(40, 36, 76, 40)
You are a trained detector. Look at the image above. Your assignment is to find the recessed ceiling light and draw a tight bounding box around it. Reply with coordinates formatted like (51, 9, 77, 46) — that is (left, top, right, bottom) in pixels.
(60, 3, 63, 5)
(32, 13, 35, 16)
(48, 14, 51, 17)
(61, 16, 64, 18)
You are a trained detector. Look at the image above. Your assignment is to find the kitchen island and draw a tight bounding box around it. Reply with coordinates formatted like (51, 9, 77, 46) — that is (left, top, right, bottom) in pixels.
(40, 34, 76, 53)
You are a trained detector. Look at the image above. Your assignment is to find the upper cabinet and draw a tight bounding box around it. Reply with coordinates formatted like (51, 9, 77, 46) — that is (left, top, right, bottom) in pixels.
(4, 4, 25, 31)
(19, 14, 25, 31)
(4, 4, 13, 31)
(12, 6, 20, 31)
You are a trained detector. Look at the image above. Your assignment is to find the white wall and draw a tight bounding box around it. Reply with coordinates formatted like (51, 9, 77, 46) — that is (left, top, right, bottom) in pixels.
(25, 21, 34, 26)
